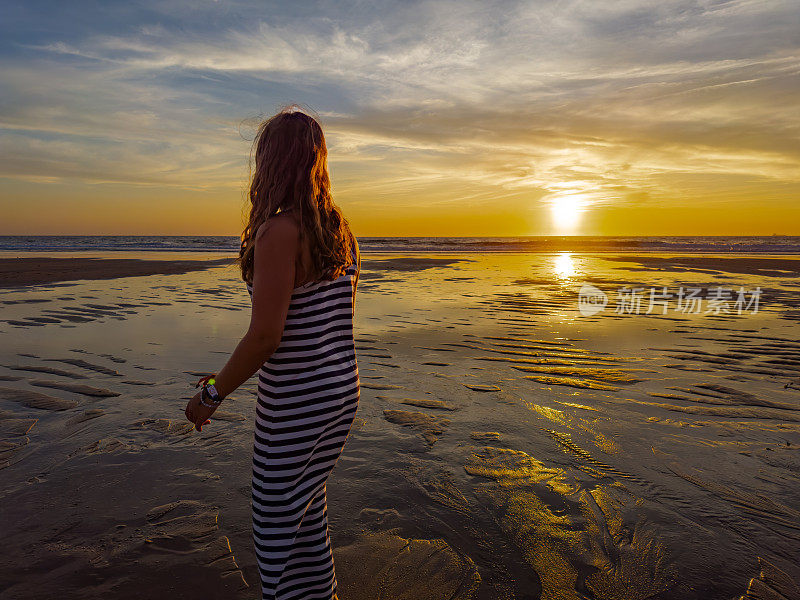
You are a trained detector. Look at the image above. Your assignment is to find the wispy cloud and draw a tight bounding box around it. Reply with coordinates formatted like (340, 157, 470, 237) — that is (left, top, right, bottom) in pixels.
(1, 0, 798, 233)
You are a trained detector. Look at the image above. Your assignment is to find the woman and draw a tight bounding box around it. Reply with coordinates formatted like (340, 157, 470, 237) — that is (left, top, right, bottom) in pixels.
(184, 107, 361, 600)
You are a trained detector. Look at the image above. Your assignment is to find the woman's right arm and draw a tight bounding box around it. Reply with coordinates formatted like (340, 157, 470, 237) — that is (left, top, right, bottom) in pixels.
(213, 218, 298, 398)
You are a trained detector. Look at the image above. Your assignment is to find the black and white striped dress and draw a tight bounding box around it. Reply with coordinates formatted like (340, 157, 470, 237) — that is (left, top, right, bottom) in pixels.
(246, 248, 360, 600)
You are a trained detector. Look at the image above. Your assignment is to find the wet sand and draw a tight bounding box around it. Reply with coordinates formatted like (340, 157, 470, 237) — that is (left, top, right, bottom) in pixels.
(1, 251, 799, 599)
(606, 254, 800, 277)
(0, 256, 234, 288)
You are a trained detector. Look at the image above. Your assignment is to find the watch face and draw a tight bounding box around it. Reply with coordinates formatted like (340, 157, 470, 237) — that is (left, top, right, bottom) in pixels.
(206, 384, 220, 401)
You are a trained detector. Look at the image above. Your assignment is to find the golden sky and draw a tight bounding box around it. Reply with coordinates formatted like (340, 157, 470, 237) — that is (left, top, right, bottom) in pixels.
(1, 0, 798, 235)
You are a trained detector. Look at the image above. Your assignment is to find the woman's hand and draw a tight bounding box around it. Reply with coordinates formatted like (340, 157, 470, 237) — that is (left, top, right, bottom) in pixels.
(184, 390, 217, 432)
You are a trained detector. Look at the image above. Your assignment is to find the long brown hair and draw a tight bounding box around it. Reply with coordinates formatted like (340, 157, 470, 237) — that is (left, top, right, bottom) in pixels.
(237, 106, 357, 285)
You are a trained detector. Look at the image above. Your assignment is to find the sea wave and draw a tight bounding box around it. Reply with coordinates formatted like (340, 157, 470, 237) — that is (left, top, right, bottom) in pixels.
(0, 235, 798, 254)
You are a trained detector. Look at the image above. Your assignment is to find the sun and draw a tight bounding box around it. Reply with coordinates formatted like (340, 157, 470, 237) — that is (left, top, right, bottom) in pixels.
(550, 195, 586, 232)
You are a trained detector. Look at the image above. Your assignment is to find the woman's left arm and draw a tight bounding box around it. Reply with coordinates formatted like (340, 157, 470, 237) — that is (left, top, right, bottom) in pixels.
(184, 217, 298, 431)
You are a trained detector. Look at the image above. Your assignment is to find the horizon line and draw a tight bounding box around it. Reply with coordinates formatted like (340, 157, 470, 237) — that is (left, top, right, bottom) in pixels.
(0, 234, 798, 238)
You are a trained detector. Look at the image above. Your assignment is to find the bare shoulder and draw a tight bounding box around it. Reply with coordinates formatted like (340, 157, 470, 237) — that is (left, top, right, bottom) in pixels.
(255, 213, 300, 247)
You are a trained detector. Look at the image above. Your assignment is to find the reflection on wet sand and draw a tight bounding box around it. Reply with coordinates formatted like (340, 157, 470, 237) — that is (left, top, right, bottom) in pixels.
(0, 252, 799, 599)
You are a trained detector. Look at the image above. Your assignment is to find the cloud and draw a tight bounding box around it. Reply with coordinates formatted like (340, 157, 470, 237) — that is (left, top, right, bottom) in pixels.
(1, 0, 798, 228)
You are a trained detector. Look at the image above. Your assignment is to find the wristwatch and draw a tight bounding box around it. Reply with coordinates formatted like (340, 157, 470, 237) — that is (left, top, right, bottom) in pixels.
(200, 379, 223, 407)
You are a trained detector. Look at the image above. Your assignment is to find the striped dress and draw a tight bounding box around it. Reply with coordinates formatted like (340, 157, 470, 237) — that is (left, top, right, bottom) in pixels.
(246, 247, 360, 600)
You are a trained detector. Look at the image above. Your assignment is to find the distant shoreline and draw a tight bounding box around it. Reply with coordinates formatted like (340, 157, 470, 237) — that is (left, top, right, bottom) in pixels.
(0, 256, 235, 289)
(3, 253, 800, 290)
(0, 235, 799, 254)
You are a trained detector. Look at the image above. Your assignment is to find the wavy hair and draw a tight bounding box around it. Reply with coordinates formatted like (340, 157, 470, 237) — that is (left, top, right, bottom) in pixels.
(237, 107, 357, 285)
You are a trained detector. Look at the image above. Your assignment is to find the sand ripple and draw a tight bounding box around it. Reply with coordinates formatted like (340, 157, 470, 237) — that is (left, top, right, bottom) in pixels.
(334, 532, 480, 600)
(383, 409, 450, 446)
(738, 557, 800, 600)
(29, 380, 120, 397)
(0, 386, 78, 411)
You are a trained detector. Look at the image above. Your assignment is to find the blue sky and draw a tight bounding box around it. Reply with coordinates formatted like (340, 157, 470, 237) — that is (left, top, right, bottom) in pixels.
(1, 0, 798, 234)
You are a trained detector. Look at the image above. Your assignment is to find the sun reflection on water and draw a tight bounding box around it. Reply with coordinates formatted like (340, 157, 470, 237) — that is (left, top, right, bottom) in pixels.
(553, 252, 576, 280)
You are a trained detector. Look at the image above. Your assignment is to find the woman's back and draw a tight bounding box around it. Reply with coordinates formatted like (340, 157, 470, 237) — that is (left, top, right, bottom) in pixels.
(185, 107, 361, 600)
(246, 246, 360, 599)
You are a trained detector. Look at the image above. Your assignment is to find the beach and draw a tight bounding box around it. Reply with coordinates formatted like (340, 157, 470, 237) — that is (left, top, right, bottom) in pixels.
(1, 249, 799, 599)
(0, 256, 234, 288)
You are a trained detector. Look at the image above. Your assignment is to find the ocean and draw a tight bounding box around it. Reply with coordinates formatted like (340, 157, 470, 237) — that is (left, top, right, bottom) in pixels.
(1, 235, 799, 253)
